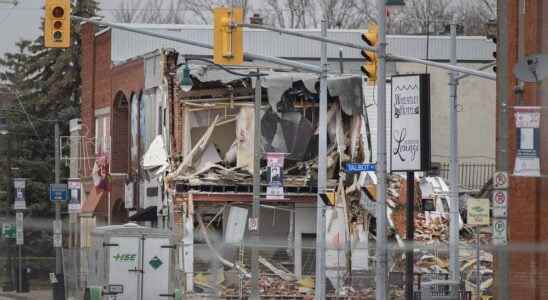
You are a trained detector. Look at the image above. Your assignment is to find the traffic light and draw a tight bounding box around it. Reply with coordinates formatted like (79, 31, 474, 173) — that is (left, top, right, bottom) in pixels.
(213, 7, 244, 65)
(361, 23, 379, 84)
(44, 0, 71, 48)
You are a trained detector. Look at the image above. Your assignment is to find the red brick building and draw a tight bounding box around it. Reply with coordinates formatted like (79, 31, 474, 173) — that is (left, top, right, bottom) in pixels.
(500, 1, 548, 299)
(80, 21, 144, 223)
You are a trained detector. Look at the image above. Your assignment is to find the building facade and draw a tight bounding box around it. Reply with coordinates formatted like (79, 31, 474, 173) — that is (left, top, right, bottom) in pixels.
(500, 1, 548, 299)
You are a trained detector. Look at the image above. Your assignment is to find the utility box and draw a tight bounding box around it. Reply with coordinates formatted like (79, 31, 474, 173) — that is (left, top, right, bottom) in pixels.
(86, 223, 176, 300)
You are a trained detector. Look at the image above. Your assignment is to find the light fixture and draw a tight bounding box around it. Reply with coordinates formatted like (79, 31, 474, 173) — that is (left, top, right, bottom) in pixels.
(178, 63, 193, 92)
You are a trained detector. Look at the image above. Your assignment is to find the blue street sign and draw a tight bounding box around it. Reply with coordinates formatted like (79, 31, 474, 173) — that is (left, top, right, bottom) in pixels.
(49, 184, 68, 203)
(344, 163, 376, 173)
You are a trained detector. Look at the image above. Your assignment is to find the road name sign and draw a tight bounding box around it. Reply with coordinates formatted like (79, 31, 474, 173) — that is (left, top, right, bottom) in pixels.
(49, 183, 68, 203)
(345, 163, 376, 173)
(2, 223, 16, 239)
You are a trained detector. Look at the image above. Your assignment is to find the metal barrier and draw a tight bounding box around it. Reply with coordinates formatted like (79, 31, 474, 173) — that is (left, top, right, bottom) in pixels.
(439, 162, 495, 191)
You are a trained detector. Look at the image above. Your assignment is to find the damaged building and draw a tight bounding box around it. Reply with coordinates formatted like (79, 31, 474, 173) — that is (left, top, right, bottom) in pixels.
(75, 21, 496, 297)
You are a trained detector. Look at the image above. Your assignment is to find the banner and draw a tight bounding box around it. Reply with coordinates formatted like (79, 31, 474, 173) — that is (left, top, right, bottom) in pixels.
(266, 153, 285, 200)
(513, 106, 540, 177)
(390, 74, 431, 171)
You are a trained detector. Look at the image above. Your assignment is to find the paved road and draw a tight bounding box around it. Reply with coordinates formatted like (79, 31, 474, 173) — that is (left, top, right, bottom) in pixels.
(0, 289, 51, 300)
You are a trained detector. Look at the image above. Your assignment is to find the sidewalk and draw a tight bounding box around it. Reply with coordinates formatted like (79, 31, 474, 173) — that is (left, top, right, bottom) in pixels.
(0, 289, 51, 300)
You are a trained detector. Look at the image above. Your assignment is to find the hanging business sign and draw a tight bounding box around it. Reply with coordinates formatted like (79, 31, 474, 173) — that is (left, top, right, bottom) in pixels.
(266, 152, 285, 200)
(67, 178, 81, 212)
(467, 198, 490, 226)
(513, 106, 541, 177)
(390, 74, 431, 172)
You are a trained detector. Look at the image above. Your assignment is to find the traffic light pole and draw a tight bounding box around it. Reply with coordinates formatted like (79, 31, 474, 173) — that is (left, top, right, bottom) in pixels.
(314, 19, 328, 300)
(375, 0, 388, 299)
(72, 16, 495, 81)
(448, 20, 460, 290)
(54, 122, 62, 275)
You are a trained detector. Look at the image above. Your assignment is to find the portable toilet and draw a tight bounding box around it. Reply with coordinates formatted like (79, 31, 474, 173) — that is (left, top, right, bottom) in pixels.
(86, 223, 179, 300)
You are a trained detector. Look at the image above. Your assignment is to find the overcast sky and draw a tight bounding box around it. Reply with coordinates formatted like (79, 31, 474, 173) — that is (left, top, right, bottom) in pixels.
(0, 0, 128, 57)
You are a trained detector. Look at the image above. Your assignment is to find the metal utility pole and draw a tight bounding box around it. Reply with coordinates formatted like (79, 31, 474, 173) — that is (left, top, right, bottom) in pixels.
(448, 21, 460, 285)
(375, 0, 388, 298)
(54, 122, 62, 274)
(251, 71, 262, 300)
(315, 19, 328, 300)
(496, 0, 509, 298)
(405, 171, 415, 300)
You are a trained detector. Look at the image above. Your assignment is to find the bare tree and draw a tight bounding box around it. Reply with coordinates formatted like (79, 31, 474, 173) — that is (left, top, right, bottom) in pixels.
(111, 0, 495, 35)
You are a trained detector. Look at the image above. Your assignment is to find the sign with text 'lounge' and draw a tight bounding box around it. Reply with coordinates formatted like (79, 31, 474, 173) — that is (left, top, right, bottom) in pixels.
(390, 74, 431, 172)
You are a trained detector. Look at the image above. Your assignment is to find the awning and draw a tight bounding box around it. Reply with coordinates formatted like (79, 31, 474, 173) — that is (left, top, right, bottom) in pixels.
(81, 187, 105, 214)
(128, 206, 158, 222)
(142, 135, 168, 174)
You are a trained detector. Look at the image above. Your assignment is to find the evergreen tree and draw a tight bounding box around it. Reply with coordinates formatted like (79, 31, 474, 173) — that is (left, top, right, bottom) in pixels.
(0, 0, 99, 215)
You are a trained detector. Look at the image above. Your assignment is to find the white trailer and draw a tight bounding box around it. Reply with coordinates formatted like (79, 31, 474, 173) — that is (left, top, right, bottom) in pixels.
(85, 223, 180, 300)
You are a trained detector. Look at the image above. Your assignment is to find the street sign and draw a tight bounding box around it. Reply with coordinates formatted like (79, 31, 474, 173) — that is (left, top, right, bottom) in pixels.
(248, 217, 258, 232)
(16, 230, 23, 245)
(493, 219, 508, 245)
(492, 190, 508, 218)
(493, 172, 509, 189)
(467, 198, 490, 226)
(49, 183, 68, 203)
(13, 178, 26, 189)
(345, 163, 376, 173)
(53, 220, 62, 235)
(2, 223, 16, 239)
(53, 233, 62, 248)
(13, 201, 26, 210)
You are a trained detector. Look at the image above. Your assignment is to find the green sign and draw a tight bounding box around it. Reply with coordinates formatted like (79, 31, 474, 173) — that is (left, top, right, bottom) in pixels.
(149, 256, 163, 270)
(2, 223, 16, 239)
(113, 253, 136, 262)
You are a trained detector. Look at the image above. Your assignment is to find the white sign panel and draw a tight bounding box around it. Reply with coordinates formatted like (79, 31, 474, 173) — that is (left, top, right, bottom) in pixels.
(224, 206, 248, 244)
(493, 219, 508, 245)
(16, 230, 24, 245)
(467, 198, 490, 226)
(492, 190, 508, 218)
(109, 236, 140, 300)
(390, 74, 429, 171)
(514, 107, 541, 177)
(493, 172, 509, 189)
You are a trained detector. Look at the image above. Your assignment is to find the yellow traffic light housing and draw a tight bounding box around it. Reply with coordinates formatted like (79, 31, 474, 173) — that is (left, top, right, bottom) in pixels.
(44, 0, 71, 48)
(213, 7, 244, 65)
(361, 23, 379, 85)
(361, 23, 379, 47)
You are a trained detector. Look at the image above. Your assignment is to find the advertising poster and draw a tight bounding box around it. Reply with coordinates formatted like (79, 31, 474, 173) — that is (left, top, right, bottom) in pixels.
(266, 153, 285, 200)
(514, 106, 541, 177)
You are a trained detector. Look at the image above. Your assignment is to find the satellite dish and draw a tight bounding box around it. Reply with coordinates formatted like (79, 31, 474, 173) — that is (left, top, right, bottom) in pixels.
(513, 54, 548, 82)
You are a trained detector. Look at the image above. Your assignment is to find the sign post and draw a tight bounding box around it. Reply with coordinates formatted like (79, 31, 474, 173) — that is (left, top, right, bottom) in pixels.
(13, 178, 26, 293)
(390, 74, 431, 300)
(467, 197, 490, 299)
